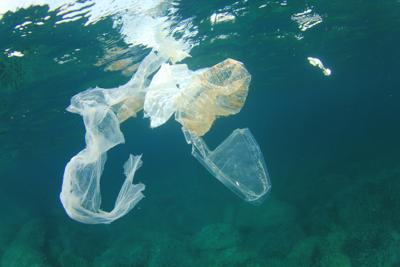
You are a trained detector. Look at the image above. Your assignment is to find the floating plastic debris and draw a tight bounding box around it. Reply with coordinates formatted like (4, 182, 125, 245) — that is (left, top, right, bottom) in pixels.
(307, 57, 332, 76)
(183, 128, 271, 203)
(144, 58, 251, 135)
(60, 51, 166, 224)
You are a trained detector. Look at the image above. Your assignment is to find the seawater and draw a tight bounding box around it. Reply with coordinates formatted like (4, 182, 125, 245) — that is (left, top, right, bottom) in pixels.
(0, 0, 399, 266)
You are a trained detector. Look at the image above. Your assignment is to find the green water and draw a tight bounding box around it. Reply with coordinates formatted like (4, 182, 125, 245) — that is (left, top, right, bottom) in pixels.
(0, 0, 400, 266)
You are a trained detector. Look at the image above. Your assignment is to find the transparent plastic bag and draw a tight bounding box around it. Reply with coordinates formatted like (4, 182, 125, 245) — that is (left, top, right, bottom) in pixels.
(60, 51, 166, 224)
(183, 128, 271, 203)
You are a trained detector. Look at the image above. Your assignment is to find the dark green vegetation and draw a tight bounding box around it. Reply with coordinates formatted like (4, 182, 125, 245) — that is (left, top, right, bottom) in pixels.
(0, 0, 399, 266)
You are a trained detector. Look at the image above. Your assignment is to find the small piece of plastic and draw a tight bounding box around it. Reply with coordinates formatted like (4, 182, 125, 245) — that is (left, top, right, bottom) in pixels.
(307, 57, 332, 76)
(183, 128, 271, 203)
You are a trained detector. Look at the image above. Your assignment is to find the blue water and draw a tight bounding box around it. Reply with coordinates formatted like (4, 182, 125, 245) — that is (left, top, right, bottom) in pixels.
(1, 0, 400, 266)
